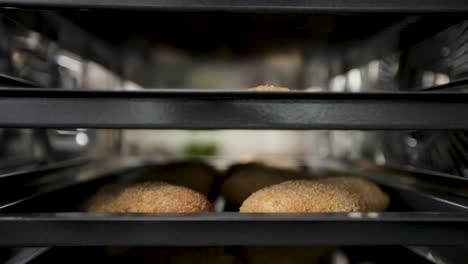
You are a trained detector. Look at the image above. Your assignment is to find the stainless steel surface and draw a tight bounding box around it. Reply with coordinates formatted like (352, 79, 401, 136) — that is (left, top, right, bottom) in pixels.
(0, 0, 467, 12)
(5, 248, 49, 264)
(0, 212, 467, 246)
(0, 90, 468, 129)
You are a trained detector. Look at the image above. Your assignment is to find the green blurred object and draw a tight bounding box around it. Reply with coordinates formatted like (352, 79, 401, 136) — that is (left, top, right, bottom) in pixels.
(182, 141, 218, 157)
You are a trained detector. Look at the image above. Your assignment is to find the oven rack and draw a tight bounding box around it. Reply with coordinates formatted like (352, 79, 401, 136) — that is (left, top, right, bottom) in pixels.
(0, 212, 467, 246)
(0, 89, 468, 129)
(0, 159, 466, 246)
(0, 0, 467, 12)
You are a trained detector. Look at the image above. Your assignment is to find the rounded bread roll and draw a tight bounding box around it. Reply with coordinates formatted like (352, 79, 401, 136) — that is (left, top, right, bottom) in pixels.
(248, 85, 290, 91)
(88, 181, 212, 213)
(320, 176, 389, 211)
(240, 180, 362, 212)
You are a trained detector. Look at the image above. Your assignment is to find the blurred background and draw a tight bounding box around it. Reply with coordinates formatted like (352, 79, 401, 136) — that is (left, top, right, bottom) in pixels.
(0, 9, 466, 177)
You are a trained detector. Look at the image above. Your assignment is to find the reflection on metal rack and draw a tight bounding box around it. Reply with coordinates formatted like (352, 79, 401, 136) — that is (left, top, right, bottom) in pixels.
(0, 157, 145, 211)
(4, 248, 49, 264)
(378, 131, 468, 178)
(423, 79, 468, 92)
(0, 74, 37, 88)
(0, 157, 89, 205)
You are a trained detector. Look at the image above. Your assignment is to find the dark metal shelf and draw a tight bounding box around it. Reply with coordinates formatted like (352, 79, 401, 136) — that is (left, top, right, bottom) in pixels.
(0, 89, 468, 129)
(423, 79, 468, 92)
(0, 0, 467, 12)
(0, 157, 88, 180)
(0, 212, 467, 246)
(0, 157, 145, 210)
(0, 158, 466, 247)
(0, 74, 38, 88)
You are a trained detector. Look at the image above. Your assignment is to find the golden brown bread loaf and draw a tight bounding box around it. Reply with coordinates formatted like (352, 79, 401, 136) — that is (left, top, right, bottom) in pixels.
(240, 176, 389, 213)
(86, 183, 123, 212)
(320, 176, 390, 211)
(240, 180, 362, 212)
(221, 163, 306, 206)
(248, 85, 290, 91)
(87, 182, 212, 213)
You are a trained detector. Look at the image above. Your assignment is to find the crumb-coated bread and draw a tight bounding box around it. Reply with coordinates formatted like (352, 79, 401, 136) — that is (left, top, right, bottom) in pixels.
(240, 180, 362, 212)
(85, 183, 125, 212)
(248, 85, 290, 91)
(88, 182, 212, 213)
(320, 176, 390, 211)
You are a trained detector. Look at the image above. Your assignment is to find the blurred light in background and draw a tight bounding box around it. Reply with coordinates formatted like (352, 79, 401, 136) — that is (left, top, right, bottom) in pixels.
(347, 68, 362, 92)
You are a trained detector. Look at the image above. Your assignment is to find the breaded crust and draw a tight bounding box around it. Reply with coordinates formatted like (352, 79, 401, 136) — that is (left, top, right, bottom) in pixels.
(86, 183, 125, 212)
(248, 85, 290, 91)
(88, 182, 212, 213)
(240, 180, 362, 212)
(320, 176, 390, 211)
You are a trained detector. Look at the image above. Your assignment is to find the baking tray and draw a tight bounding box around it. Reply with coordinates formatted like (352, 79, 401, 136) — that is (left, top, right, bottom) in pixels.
(0, 212, 467, 246)
(0, 159, 467, 246)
